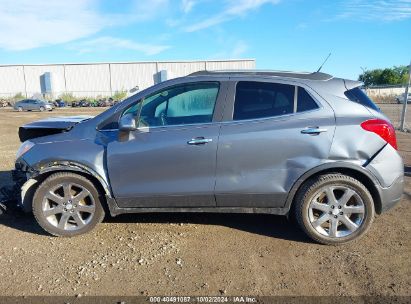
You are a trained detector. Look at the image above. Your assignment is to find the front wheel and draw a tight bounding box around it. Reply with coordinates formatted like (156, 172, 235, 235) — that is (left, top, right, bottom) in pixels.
(294, 173, 375, 245)
(32, 172, 105, 237)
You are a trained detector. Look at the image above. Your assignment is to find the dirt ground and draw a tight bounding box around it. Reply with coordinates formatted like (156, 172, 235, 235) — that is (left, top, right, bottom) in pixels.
(0, 108, 410, 297)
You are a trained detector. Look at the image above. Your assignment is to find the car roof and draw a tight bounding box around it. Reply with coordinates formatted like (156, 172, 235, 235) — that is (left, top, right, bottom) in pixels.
(188, 70, 333, 81)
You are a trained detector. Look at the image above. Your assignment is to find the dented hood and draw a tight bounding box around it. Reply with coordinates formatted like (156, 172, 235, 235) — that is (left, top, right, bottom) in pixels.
(19, 115, 93, 142)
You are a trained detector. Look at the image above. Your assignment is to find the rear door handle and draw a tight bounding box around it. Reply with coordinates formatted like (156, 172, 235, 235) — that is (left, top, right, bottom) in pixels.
(301, 127, 328, 135)
(187, 137, 213, 145)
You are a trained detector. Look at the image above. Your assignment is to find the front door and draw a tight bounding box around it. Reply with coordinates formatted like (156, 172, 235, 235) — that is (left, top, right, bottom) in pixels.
(27, 100, 36, 110)
(107, 81, 224, 208)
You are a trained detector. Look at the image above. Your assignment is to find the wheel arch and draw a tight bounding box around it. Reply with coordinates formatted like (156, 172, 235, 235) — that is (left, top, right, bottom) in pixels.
(285, 162, 383, 215)
(21, 162, 112, 213)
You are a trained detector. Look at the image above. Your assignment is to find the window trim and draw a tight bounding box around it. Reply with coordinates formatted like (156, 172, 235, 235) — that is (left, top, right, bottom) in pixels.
(222, 106, 322, 126)
(293, 86, 298, 113)
(296, 85, 321, 113)
(231, 81, 321, 123)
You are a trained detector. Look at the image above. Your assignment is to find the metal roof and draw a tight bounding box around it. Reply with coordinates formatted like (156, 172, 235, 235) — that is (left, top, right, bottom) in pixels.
(188, 70, 333, 81)
(0, 59, 255, 68)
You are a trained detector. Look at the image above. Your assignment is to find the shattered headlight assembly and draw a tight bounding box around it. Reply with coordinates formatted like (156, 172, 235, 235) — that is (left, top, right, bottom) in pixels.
(16, 141, 35, 160)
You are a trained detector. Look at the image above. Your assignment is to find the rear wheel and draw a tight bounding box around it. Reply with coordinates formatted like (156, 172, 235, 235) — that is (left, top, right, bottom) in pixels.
(294, 173, 374, 245)
(32, 172, 105, 237)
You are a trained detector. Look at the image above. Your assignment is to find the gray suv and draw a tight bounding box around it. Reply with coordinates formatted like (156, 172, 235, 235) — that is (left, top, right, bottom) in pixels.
(12, 71, 404, 245)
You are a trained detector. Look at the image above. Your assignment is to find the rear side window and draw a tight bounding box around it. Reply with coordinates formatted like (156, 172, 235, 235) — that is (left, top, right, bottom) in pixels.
(234, 81, 294, 120)
(297, 88, 319, 112)
(344, 87, 380, 111)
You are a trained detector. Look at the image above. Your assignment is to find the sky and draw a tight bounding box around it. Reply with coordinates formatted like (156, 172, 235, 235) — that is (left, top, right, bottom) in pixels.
(0, 0, 410, 80)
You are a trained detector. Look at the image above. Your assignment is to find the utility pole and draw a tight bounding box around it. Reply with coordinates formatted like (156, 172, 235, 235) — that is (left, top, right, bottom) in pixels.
(400, 60, 411, 131)
(22, 65, 28, 98)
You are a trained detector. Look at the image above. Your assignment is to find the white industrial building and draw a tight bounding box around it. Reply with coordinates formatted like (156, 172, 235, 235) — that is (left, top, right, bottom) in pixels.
(0, 59, 255, 99)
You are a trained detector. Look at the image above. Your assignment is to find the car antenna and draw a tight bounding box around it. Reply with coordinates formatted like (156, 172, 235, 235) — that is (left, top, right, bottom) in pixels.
(316, 52, 332, 72)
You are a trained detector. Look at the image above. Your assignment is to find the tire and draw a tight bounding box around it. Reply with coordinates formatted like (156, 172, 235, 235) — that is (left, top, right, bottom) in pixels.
(18, 106, 23, 112)
(39, 106, 45, 112)
(294, 173, 375, 245)
(32, 172, 105, 237)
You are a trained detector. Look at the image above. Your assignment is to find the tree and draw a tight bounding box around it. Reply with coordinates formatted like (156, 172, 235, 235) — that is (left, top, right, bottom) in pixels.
(358, 65, 409, 87)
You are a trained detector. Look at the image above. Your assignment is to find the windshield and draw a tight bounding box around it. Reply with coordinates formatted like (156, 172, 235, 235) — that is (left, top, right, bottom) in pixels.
(344, 87, 380, 112)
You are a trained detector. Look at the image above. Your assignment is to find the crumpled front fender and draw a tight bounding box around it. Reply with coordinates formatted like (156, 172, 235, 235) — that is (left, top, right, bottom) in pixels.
(13, 161, 113, 212)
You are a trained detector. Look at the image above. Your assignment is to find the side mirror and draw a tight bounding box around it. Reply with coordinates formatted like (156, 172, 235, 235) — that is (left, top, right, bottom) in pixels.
(119, 113, 137, 131)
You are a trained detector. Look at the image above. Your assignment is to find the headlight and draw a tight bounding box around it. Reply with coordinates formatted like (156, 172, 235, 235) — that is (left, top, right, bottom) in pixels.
(16, 141, 35, 159)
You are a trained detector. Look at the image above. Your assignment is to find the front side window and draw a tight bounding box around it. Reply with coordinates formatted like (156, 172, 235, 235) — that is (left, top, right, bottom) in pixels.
(136, 82, 219, 127)
(233, 81, 294, 120)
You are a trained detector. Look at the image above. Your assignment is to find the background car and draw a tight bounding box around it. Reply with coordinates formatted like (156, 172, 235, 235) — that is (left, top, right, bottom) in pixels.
(396, 92, 411, 104)
(71, 100, 91, 107)
(53, 99, 66, 107)
(13, 99, 54, 112)
(98, 98, 114, 107)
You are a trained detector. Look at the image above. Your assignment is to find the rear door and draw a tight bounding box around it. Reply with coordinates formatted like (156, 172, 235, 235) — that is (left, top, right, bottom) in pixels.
(215, 79, 336, 208)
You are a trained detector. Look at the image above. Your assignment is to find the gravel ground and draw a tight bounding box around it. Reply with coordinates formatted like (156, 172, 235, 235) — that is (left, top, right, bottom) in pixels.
(0, 108, 410, 297)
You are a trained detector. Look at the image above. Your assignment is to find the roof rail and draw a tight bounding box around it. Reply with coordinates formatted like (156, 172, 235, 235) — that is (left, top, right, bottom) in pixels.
(188, 70, 333, 81)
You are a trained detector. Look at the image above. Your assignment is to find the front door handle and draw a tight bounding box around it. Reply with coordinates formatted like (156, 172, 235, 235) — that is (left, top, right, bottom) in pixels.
(301, 127, 328, 135)
(187, 137, 213, 145)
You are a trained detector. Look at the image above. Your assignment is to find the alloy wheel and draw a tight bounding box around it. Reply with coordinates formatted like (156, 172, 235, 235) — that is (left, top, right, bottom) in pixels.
(308, 185, 365, 238)
(41, 182, 96, 231)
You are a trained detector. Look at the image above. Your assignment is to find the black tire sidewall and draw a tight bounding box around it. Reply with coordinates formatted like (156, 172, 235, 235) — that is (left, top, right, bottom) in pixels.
(33, 173, 104, 237)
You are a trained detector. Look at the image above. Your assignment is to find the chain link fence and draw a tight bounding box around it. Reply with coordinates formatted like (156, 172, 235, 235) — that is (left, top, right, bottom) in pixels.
(365, 86, 409, 130)
(377, 103, 410, 131)
(1, 87, 409, 128)
(367, 87, 411, 170)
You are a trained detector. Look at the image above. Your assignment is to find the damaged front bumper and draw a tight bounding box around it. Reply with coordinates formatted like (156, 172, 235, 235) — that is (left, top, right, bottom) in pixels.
(10, 159, 38, 212)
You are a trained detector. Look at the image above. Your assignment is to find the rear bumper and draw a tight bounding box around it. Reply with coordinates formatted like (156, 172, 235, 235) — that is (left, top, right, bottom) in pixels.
(376, 175, 404, 213)
(365, 144, 404, 213)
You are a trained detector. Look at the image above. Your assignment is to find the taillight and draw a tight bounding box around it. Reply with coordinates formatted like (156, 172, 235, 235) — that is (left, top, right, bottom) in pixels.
(361, 119, 397, 150)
